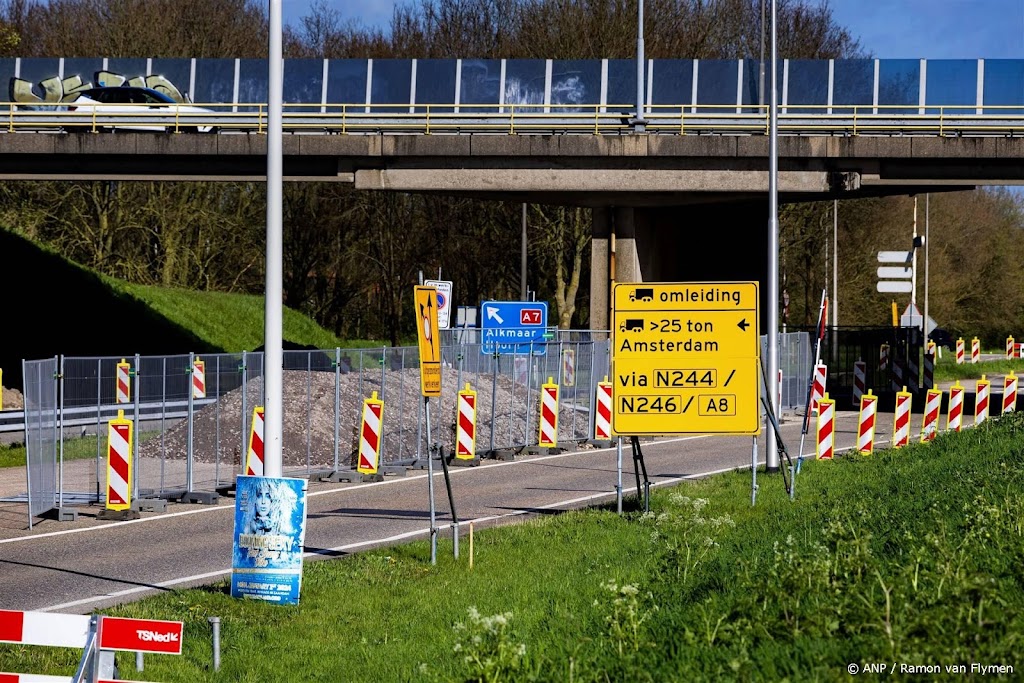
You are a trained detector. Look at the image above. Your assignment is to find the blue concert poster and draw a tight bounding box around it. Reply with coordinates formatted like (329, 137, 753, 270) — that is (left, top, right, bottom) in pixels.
(230, 475, 308, 604)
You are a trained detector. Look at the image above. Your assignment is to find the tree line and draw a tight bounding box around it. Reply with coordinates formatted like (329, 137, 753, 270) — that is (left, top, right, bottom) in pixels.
(0, 0, 1020, 345)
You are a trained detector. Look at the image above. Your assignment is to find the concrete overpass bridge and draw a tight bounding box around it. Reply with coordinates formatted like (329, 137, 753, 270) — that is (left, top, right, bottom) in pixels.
(2, 55, 1023, 327)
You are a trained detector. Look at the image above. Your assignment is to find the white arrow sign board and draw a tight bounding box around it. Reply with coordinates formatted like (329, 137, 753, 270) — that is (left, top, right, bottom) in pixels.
(877, 266, 913, 279)
(878, 250, 911, 263)
(877, 280, 913, 293)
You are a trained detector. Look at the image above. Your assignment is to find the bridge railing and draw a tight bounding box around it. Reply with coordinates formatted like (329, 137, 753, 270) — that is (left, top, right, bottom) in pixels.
(5, 101, 1024, 136)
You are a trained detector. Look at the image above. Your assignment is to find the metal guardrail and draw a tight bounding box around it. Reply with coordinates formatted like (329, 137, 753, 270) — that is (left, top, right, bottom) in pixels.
(4, 102, 1024, 136)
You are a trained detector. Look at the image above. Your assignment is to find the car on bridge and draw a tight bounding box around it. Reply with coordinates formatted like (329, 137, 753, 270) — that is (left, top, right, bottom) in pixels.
(65, 86, 217, 133)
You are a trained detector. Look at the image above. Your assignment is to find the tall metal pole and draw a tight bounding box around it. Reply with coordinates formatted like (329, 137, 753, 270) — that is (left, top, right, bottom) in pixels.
(264, 0, 284, 478)
(924, 194, 929, 336)
(832, 199, 838, 364)
(521, 203, 528, 300)
(911, 195, 918, 321)
(635, 0, 645, 129)
(759, 0, 766, 107)
(766, 0, 780, 472)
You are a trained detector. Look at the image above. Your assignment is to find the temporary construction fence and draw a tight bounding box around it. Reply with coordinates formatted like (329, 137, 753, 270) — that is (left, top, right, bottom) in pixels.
(18, 329, 810, 526)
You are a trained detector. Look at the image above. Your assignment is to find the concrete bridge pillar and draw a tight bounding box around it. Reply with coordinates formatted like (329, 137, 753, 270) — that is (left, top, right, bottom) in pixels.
(590, 201, 770, 332)
(590, 207, 644, 332)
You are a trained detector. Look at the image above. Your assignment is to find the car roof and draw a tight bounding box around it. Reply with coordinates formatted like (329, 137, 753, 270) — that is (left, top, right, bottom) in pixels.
(81, 86, 176, 102)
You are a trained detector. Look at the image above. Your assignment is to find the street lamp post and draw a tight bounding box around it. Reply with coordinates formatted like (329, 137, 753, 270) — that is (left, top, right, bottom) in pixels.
(766, 0, 780, 472)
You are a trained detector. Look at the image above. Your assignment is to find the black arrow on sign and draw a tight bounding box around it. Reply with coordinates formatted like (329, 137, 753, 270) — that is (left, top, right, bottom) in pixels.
(737, 319, 749, 332)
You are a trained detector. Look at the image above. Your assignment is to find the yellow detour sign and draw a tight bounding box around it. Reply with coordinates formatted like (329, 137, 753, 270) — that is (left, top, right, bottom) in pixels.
(414, 285, 442, 397)
(612, 282, 760, 436)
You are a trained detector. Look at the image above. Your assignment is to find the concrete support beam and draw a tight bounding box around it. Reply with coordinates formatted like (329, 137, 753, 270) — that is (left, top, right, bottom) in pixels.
(355, 169, 834, 194)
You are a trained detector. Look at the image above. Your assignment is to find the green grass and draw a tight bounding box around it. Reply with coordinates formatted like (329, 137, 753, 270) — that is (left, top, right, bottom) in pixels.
(5, 412, 1024, 681)
(0, 431, 162, 469)
(932, 352, 1024, 382)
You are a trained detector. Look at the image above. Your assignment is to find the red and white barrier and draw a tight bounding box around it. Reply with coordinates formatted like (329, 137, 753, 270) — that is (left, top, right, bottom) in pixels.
(0, 609, 90, 649)
(956, 338, 965, 365)
(947, 382, 964, 432)
(921, 389, 942, 442)
(971, 337, 981, 364)
(852, 360, 866, 406)
(538, 378, 559, 448)
(358, 391, 384, 475)
(455, 383, 478, 459)
(857, 390, 877, 455)
(810, 362, 826, 415)
(192, 357, 206, 399)
(815, 393, 835, 460)
(1008, 336, 1016, 360)
(975, 375, 990, 425)
(892, 387, 912, 448)
(116, 359, 131, 405)
(106, 410, 133, 511)
(0, 610, 180, 683)
(925, 340, 937, 357)
(1003, 372, 1018, 414)
(594, 377, 613, 441)
(879, 343, 889, 374)
(923, 352, 934, 390)
(245, 406, 265, 476)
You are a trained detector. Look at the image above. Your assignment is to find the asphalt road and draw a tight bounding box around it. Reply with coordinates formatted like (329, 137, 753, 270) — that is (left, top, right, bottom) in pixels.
(0, 408, 905, 614)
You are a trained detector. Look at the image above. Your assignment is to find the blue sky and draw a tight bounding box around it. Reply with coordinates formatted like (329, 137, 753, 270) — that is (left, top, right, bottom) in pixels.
(282, 0, 1023, 59)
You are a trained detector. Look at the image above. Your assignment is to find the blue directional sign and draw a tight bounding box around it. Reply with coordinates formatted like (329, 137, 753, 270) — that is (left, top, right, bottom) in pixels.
(480, 301, 549, 355)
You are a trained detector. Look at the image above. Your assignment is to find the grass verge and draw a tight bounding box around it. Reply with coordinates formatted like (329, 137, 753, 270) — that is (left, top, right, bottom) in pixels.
(933, 353, 1024, 382)
(4, 413, 1024, 681)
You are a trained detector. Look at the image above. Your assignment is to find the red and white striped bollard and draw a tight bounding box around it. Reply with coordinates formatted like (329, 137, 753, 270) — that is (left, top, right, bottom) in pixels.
(921, 388, 942, 442)
(594, 377, 613, 441)
(975, 375, 990, 425)
(455, 383, 478, 460)
(815, 393, 835, 460)
(892, 386, 912, 448)
(116, 359, 131, 404)
(538, 377, 559, 449)
(106, 409, 133, 511)
(1003, 372, 1018, 414)
(245, 406, 265, 476)
(810, 362, 826, 415)
(857, 390, 877, 455)
(358, 391, 385, 475)
(947, 381, 964, 432)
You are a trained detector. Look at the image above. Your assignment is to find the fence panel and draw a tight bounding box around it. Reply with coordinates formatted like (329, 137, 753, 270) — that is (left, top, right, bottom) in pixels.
(23, 357, 57, 526)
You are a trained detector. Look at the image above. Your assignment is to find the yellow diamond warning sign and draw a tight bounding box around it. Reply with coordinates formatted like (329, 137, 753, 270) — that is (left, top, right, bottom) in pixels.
(414, 285, 442, 397)
(612, 282, 760, 436)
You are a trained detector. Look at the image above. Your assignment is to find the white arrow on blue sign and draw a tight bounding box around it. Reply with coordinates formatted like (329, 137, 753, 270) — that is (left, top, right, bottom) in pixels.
(480, 301, 549, 355)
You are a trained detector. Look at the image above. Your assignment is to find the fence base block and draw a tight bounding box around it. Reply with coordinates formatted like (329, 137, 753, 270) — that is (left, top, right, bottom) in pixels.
(215, 483, 237, 497)
(382, 465, 408, 477)
(135, 497, 168, 513)
(449, 456, 481, 467)
(178, 491, 220, 505)
(526, 446, 564, 456)
(587, 440, 613, 449)
(320, 470, 385, 483)
(97, 507, 142, 521)
(487, 449, 518, 461)
(41, 506, 79, 522)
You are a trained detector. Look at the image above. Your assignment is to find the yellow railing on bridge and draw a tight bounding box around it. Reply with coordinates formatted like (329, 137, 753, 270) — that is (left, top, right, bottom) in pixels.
(4, 102, 1024, 136)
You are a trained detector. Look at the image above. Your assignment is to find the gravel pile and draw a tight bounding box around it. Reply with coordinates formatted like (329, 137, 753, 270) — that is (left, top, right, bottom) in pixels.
(0, 387, 22, 411)
(139, 366, 592, 471)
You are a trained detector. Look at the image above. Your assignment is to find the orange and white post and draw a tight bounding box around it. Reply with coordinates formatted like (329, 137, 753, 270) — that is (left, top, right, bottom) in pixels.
(455, 383, 478, 460)
(878, 343, 889, 374)
(116, 359, 131, 404)
(857, 390, 877, 455)
(947, 381, 964, 432)
(810, 362, 826, 415)
(192, 356, 206, 399)
(1008, 336, 1016, 360)
(815, 393, 835, 460)
(106, 409, 134, 511)
(921, 388, 942, 442)
(955, 338, 965, 365)
(892, 386, 912, 448)
(975, 375, 990, 425)
(971, 337, 981, 364)
(594, 377, 613, 441)
(245, 406, 265, 476)
(1002, 372, 1018, 414)
(358, 391, 384, 475)
(538, 377, 559, 449)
